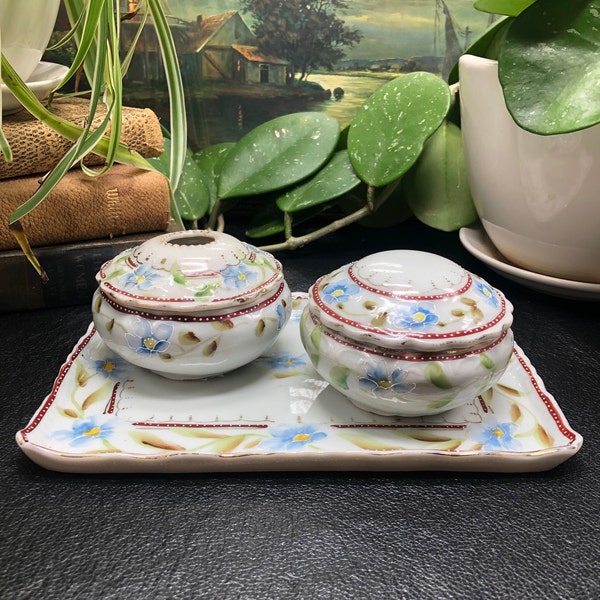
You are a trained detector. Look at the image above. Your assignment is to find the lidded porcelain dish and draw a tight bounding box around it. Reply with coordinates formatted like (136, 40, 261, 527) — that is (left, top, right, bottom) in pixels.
(300, 250, 514, 416)
(92, 230, 291, 379)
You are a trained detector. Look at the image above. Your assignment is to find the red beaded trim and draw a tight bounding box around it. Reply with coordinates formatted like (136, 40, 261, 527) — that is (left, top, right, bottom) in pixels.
(513, 347, 577, 442)
(20, 327, 98, 439)
(101, 282, 285, 322)
(311, 275, 506, 340)
(348, 265, 472, 300)
(311, 310, 510, 360)
(132, 422, 269, 429)
(102, 271, 282, 304)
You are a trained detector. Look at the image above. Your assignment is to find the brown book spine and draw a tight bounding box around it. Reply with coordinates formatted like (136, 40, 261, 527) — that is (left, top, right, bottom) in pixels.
(0, 164, 171, 250)
(0, 98, 164, 180)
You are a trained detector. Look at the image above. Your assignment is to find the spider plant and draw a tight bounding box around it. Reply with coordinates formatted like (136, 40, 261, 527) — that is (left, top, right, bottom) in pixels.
(0, 0, 186, 279)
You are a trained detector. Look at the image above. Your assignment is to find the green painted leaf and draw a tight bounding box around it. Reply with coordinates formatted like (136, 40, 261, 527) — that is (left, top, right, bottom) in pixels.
(404, 121, 477, 232)
(427, 397, 455, 411)
(474, 0, 535, 17)
(309, 323, 322, 352)
(218, 112, 340, 199)
(498, 0, 600, 134)
(330, 365, 351, 390)
(425, 363, 454, 390)
(347, 72, 451, 186)
(480, 353, 495, 370)
(276, 151, 361, 212)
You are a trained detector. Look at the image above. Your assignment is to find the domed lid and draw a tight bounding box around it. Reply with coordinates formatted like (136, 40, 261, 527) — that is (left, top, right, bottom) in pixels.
(308, 250, 513, 351)
(96, 230, 284, 313)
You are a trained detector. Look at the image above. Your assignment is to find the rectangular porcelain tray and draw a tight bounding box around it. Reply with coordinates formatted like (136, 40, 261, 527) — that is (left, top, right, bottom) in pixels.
(16, 295, 582, 473)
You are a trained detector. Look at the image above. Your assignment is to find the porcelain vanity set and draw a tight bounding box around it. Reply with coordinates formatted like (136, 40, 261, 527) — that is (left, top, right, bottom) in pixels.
(16, 228, 582, 474)
(92, 229, 514, 418)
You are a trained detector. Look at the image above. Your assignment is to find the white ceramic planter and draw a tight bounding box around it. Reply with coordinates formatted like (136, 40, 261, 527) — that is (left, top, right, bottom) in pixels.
(459, 54, 600, 284)
(0, 0, 61, 83)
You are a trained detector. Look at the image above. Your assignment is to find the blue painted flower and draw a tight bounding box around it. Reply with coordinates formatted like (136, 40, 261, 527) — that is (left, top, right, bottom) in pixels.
(276, 303, 287, 330)
(260, 424, 327, 451)
(221, 264, 258, 289)
(264, 353, 307, 371)
(474, 279, 500, 307)
(359, 364, 413, 398)
(125, 319, 173, 355)
(392, 303, 439, 331)
(93, 356, 128, 380)
(322, 279, 360, 304)
(54, 415, 117, 447)
(477, 421, 519, 451)
(122, 264, 161, 291)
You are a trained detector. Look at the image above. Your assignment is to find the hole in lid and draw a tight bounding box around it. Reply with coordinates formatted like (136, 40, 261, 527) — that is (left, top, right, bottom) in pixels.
(167, 234, 215, 246)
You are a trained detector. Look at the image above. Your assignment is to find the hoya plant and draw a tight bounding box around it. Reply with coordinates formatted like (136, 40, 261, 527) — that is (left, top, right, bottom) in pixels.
(457, 0, 600, 135)
(151, 71, 477, 251)
(0, 0, 186, 278)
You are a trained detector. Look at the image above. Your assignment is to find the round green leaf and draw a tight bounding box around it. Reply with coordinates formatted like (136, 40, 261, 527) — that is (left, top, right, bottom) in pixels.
(218, 112, 339, 199)
(276, 150, 361, 213)
(147, 138, 210, 221)
(404, 121, 477, 232)
(474, 0, 535, 17)
(173, 151, 211, 221)
(347, 72, 451, 187)
(192, 142, 235, 211)
(499, 0, 600, 134)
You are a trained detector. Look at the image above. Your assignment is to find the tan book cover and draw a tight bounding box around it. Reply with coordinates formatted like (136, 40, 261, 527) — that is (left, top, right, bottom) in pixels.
(0, 164, 171, 250)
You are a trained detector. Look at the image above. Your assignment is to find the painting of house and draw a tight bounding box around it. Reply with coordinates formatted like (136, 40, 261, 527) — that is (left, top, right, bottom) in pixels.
(193, 12, 288, 85)
(120, 8, 289, 88)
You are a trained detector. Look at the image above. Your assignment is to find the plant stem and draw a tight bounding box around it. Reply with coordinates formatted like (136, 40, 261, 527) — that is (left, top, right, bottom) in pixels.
(258, 205, 372, 252)
(258, 179, 402, 252)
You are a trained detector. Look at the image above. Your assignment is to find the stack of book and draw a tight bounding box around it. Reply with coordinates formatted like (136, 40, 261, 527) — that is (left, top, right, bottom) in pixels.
(0, 98, 173, 312)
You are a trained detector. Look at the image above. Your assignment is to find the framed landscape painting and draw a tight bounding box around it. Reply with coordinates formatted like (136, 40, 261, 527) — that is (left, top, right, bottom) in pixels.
(119, 1, 493, 150)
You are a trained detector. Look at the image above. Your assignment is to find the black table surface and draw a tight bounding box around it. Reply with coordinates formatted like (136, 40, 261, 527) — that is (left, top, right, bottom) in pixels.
(1, 220, 599, 599)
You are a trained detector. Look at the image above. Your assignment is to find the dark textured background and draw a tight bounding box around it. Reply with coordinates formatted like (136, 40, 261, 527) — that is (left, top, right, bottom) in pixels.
(1, 219, 598, 599)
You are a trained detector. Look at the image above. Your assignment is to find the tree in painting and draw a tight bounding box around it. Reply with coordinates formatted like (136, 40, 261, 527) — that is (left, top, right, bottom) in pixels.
(239, 0, 362, 83)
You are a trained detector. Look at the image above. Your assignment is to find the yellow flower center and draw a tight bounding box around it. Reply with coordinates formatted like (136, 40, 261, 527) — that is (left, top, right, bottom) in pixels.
(413, 311, 426, 323)
(84, 427, 101, 437)
(293, 433, 311, 443)
(143, 337, 157, 350)
(238, 273, 246, 281)
(332, 288, 344, 297)
(492, 428, 505, 438)
(136, 275, 146, 284)
(103, 360, 116, 373)
(378, 379, 392, 389)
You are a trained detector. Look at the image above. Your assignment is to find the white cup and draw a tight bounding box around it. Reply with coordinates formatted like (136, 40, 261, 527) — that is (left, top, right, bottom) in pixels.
(0, 0, 61, 82)
(459, 54, 600, 283)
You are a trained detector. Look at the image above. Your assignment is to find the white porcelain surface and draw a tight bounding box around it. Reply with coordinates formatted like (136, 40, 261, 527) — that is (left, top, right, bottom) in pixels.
(460, 224, 600, 302)
(459, 54, 600, 284)
(93, 230, 291, 379)
(301, 251, 514, 417)
(1, 61, 69, 115)
(0, 0, 61, 82)
(16, 295, 582, 473)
